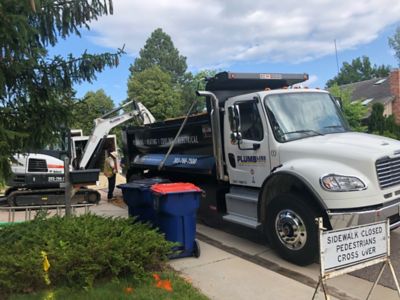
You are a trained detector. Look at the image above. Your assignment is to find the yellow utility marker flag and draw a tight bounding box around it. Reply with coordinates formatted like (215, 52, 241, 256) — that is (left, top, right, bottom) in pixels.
(41, 251, 51, 285)
(41, 251, 50, 272)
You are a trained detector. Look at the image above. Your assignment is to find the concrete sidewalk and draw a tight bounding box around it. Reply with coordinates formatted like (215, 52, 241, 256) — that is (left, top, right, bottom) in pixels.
(171, 240, 326, 300)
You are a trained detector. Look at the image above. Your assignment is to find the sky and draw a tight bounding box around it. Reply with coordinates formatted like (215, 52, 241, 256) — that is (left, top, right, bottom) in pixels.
(51, 0, 400, 105)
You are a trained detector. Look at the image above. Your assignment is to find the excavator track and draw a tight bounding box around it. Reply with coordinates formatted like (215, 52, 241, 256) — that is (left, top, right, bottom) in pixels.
(5, 188, 100, 207)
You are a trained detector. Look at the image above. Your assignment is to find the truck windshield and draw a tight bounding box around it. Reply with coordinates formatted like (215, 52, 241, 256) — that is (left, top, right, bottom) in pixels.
(264, 92, 349, 142)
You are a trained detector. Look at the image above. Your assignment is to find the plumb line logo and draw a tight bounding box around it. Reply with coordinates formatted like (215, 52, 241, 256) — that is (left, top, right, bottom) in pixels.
(237, 155, 267, 164)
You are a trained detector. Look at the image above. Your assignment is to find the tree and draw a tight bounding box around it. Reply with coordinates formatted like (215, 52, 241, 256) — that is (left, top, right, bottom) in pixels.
(127, 66, 182, 120)
(389, 26, 400, 66)
(129, 28, 187, 84)
(384, 115, 400, 138)
(181, 70, 218, 113)
(127, 28, 188, 118)
(328, 84, 368, 131)
(0, 0, 123, 182)
(330, 85, 400, 139)
(367, 103, 400, 139)
(71, 90, 115, 135)
(326, 56, 390, 87)
(368, 103, 385, 134)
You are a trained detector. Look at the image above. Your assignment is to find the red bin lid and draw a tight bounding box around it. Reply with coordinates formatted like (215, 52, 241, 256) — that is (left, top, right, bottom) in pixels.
(151, 182, 202, 195)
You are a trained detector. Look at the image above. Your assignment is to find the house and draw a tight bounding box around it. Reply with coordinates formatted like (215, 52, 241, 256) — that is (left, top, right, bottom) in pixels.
(341, 69, 400, 121)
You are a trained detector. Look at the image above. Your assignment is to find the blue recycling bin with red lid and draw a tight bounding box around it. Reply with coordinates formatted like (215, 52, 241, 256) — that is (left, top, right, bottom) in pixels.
(117, 178, 169, 225)
(151, 182, 202, 258)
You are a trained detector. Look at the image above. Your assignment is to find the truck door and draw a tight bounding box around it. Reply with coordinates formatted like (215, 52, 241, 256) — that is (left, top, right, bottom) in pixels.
(224, 96, 271, 187)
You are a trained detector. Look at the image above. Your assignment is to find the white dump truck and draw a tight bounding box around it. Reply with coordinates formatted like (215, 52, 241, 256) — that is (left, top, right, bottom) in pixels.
(122, 72, 400, 265)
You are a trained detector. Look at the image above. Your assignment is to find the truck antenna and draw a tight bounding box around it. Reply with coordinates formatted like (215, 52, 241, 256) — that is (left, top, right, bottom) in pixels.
(334, 39, 340, 74)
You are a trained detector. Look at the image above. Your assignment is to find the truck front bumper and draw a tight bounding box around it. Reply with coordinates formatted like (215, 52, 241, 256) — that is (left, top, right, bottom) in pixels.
(328, 198, 400, 230)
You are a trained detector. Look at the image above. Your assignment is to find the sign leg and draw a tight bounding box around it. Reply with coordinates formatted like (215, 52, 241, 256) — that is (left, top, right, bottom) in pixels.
(321, 279, 330, 300)
(387, 260, 400, 297)
(366, 262, 386, 300)
(312, 278, 321, 300)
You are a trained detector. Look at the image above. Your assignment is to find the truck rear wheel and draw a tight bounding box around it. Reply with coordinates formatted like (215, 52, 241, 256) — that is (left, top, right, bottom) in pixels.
(127, 172, 143, 183)
(265, 193, 319, 266)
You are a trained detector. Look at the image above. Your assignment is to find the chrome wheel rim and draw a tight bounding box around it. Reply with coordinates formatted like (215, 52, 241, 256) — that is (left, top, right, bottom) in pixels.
(275, 209, 307, 250)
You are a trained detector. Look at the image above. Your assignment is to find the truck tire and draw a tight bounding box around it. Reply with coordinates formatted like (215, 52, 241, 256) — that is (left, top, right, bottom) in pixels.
(265, 193, 319, 266)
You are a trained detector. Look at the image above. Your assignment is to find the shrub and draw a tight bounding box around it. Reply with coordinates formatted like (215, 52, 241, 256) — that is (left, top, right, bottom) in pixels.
(0, 214, 173, 295)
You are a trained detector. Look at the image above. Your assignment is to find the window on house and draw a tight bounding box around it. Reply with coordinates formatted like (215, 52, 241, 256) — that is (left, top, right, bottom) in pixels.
(374, 79, 387, 85)
(362, 98, 373, 106)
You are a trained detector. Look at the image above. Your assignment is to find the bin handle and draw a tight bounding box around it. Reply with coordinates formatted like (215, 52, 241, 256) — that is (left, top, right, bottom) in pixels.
(151, 190, 204, 196)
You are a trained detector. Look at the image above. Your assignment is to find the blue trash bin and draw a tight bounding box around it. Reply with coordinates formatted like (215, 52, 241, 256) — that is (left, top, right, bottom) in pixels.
(151, 182, 202, 258)
(117, 178, 169, 225)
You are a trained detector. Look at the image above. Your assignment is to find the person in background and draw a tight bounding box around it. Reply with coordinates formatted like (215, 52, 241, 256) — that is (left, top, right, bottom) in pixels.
(104, 150, 118, 201)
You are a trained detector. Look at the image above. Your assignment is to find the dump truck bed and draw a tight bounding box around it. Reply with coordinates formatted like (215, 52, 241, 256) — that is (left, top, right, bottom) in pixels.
(124, 113, 215, 175)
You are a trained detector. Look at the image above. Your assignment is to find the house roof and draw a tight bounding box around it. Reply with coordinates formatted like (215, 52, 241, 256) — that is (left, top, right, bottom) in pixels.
(374, 95, 395, 105)
(341, 77, 393, 106)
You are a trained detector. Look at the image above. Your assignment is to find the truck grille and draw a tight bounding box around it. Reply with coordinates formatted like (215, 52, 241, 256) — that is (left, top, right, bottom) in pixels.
(28, 158, 48, 172)
(376, 156, 400, 189)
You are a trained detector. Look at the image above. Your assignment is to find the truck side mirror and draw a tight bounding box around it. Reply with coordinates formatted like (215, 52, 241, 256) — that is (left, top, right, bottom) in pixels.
(333, 96, 343, 109)
(230, 131, 242, 142)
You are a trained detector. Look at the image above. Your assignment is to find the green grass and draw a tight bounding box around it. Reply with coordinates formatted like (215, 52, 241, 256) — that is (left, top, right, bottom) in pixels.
(10, 272, 209, 300)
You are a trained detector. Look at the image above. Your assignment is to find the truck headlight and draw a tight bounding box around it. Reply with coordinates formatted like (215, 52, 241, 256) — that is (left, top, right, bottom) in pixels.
(320, 174, 366, 192)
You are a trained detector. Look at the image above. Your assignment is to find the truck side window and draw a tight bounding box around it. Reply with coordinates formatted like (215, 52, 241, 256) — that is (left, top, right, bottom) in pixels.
(236, 102, 263, 141)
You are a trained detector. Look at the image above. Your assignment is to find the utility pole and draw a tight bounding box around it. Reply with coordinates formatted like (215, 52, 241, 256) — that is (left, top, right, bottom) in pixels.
(64, 157, 72, 216)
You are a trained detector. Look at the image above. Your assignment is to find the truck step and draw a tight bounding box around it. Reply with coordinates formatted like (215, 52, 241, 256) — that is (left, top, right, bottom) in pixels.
(223, 213, 261, 229)
(225, 186, 259, 220)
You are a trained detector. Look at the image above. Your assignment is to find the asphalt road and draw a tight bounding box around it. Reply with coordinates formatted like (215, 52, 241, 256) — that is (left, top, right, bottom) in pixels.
(351, 227, 400, 290)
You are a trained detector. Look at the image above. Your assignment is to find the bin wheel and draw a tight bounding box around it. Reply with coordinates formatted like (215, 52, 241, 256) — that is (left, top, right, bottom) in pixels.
(193, 240, 201, 258)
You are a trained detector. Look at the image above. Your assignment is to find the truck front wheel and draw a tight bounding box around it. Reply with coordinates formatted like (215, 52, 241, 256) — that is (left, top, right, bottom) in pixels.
(265, 193, 319, 265)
